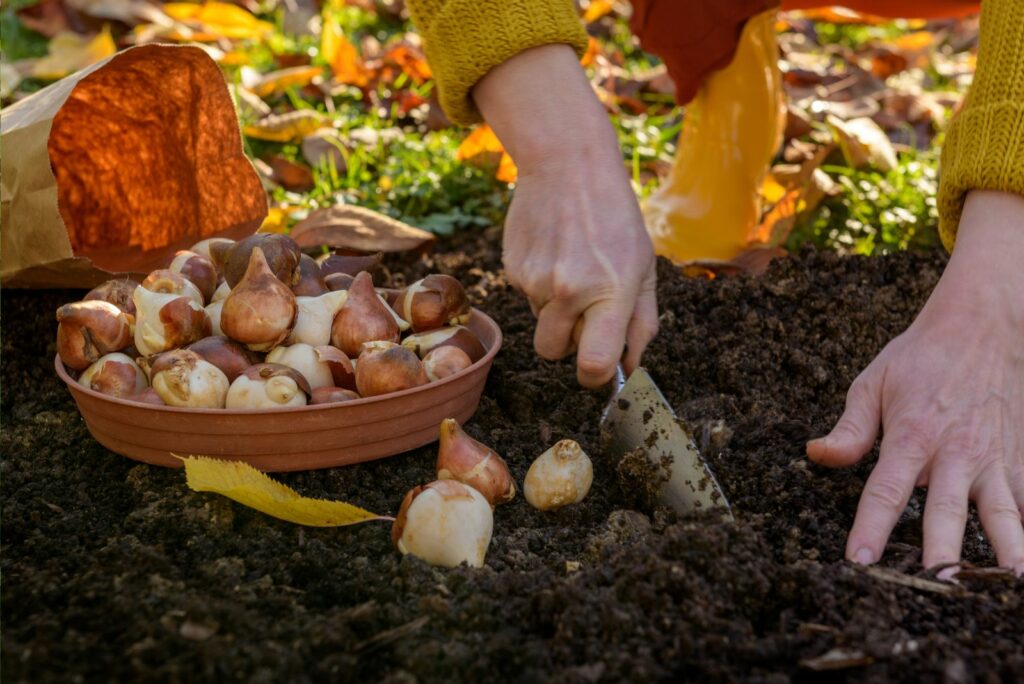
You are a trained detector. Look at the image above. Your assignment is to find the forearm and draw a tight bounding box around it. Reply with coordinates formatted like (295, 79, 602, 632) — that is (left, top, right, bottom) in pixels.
(473, 45, 624, 174)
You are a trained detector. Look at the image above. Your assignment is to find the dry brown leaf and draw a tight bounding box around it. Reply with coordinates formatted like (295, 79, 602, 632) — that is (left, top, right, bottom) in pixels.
(266, 155, 314, 191)
(301, 128, 348, 171)
(322, 17, 371, 86)
(290, 205, 435, 254)
(16, 0, 73, 38)
(382, 44, 431, 84)
(243, 109, 325, 143)
(826, 115, 897, 171)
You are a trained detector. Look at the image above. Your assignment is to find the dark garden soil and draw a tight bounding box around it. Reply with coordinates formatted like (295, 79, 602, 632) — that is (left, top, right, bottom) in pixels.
(2, 234, 1021, 683)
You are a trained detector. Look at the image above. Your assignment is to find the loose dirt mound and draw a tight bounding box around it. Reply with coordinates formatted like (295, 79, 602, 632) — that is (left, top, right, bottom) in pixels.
(2, 236, 1020, 682)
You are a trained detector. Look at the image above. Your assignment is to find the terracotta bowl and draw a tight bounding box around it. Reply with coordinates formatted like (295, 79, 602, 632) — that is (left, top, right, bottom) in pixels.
(56, 310, 502, 472)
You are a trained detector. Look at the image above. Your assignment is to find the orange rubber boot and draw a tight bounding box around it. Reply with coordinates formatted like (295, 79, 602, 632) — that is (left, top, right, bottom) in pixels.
(643, 10, 785, 264)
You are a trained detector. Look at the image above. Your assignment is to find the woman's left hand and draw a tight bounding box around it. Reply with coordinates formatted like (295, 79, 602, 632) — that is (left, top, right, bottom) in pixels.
(808, 190, 1024, 575)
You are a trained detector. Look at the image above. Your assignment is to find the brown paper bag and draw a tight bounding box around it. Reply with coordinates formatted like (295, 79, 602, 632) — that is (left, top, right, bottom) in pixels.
(0, 44, 267, 288)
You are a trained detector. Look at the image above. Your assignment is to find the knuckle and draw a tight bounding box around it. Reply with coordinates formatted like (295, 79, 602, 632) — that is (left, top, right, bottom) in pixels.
(985, 500, 1022, 523)
(866, 477, 909, 512)
(888, 418, 933, 454)
(577, 353, 613, 376)
(928, 494, 968, 522)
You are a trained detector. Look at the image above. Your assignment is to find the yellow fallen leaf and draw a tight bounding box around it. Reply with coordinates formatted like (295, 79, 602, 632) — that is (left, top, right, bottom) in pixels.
(321, 17, 371, 86)
(827, 115, 897, 172)
(496, 152, 518, 184)
(456, 125, 518, 183)
(181, 455, 388, 527)
(243, 109, 326, 143)
(31, 27, 117, 80)
(259, 207, 290, 233)
(250, 65, 323, 98)
(583, 0, 615, 23)
(162, 1, 273, 41)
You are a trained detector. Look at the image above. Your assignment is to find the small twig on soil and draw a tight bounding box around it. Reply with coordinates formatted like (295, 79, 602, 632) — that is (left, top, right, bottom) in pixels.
(353, 616, 430, 654)
(800, 647, 874, 672)
(861, 566, 966, 596)
(952, 566, 1019, 584)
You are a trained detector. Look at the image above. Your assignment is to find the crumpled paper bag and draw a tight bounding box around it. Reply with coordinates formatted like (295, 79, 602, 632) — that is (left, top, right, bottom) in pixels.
(0, 43, 267, 288)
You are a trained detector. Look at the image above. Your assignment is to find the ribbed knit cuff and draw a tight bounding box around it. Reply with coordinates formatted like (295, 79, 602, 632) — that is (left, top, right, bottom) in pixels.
(413, 0, 589, 126)
(936, 0, 1024, 251)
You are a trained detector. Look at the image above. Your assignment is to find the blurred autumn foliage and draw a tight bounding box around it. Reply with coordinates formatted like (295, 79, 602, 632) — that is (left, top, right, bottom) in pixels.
(0, 0, 980, 256)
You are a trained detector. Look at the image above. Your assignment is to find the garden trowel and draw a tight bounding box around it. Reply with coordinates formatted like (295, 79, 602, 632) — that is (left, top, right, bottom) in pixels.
(601, 367, 733, 520)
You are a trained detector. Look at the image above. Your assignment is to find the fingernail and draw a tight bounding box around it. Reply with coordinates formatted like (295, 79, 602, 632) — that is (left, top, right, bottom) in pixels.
(853, 547, 874, 565)
(937, 565, 960, 582)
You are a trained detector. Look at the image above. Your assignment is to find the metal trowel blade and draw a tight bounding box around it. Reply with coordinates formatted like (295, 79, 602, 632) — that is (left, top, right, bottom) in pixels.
(601, 368, 733, 519)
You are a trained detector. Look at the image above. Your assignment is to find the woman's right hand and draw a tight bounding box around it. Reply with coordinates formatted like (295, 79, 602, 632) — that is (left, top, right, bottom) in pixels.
(474, 45, 659, 387)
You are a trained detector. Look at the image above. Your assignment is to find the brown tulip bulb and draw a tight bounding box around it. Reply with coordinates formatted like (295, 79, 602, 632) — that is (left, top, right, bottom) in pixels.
(436, 418, 516, 506)
(169, 250, 218, 303)
(391, 480, 493, 568)
(56, 300, 135, 370)
(317, 251, 382, 278)
(149, 349, 229, 408)
(324, 272, 354, 291)
(214, 234, 301, 288)
(401, 326, 486, 363)
(355, 342, 427, 397)
(190, 237, 234, 272)
(84, 280, 138, 316)
(310, 387, 361, 405)
(288, 290, 348, 346)
(187, 336, 259, 383)
(221, 247, 297, 352)
(78, 353, 148, 398)
(316, 345, 356, 390)
(423, 346, 473, 382)
(292, 254, 328, 297)
(141, 269, 204, 306)
(132, 286, 210, 357)
(128, 387, 166, 406)
(225, 363, 311, 409)
(394, 275, 470, 332)
(330, 271, 400, 357)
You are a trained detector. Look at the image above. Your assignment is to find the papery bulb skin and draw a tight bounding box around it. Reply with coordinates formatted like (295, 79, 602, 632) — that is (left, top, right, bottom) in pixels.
(225, 363, 311, 409)
(324, 273, 354, 292)
(149, 349, 230, 408)
(84, 280, 138, 316)
(210, 281, 231, 303)
(330, 271, 400, 357)
(394, 275, 470, 332)
(141, 269, 204, 307)
(187, 336, 258, 383)
(56, 300, 134, 370)
(191, 237, 234, 272)
(355, 342, 427, 397)
(169, 250, 218, 303)
(79, 352, 148, 398)
(423, 346, 473, 382)
(401, 326, 485, 363)
(205, 299, 225, 336)
(221, 247, 297, 352)
(292, 254, 328, 297)
(315, 346, 356, 390)
(391, 480, 493, 568)
(128, 387, 166, 406)
(523, 440, 594, 511)
(266, 343, 334, 390)
(214, 234, 301, 288)
(317, 251, 382, 278)
(132, 286, 210, 357)
(288, 290, 348, 346)
(436, 419, 515, 506)
(310, 387, 361, 405)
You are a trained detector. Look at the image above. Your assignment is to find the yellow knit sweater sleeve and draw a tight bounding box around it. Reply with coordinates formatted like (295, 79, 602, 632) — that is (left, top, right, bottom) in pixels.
(406, 0, 589, 125)
(937, 0, 1024, 250)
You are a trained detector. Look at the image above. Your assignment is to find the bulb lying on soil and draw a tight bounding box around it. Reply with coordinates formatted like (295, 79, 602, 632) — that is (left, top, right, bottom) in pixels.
(436, 419, 515, 506)
(149, 349, 230, 408)
(56, 300, 134, 370)
(523, 440, 593, 511)
(391, 480, 493, 568)
(79, 353, 148, 398)
(225, 363, 311, 409)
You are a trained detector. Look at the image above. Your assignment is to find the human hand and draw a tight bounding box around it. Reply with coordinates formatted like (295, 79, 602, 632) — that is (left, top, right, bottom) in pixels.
(473, 45, 658, 387)
(808, 190, 1024, 575)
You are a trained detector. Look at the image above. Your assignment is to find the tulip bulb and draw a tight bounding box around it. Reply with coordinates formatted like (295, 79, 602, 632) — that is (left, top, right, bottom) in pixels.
(79, 353, 148, 398)
(292, 254, 328, 297)
(394, 275, 470, 332)
(210, 281, 231, 303)
(316, 345, 356, 389)
(221, 247, 297, 352)
(523, 440, 593, 511)
(129, 387, 165, 406)
(190, 237, 234, 271)
(169, 250, 218, 303)
(423, 346, 473, 381)
(187, 336, 258, 383)
(391, 480, 493, 568)
(324, 272, 354, 291)
(149, 349, 229, 408)
(266, 343, 336, 390)
(84, 280, 138, 316)
(317, 251, 382, 278)
(141, 269, 204, 307)
(56, 300, 134, 370)
(436, 419, 515, 506)
(355, 342, 427, 397)
(402, 326, 485, 363)
(288, 290, 347, 346)
(225, 363, 310, 409)
(310, 387, 360, 405)
(132, 286, 210, 357)
(330, 271, 400, 357)
(205, 299, 225, 336)
(213, 234, 301, 288)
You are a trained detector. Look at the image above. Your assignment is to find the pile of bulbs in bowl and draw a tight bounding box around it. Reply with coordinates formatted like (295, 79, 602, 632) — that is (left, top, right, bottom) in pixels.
(55, 233, 488, 409)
